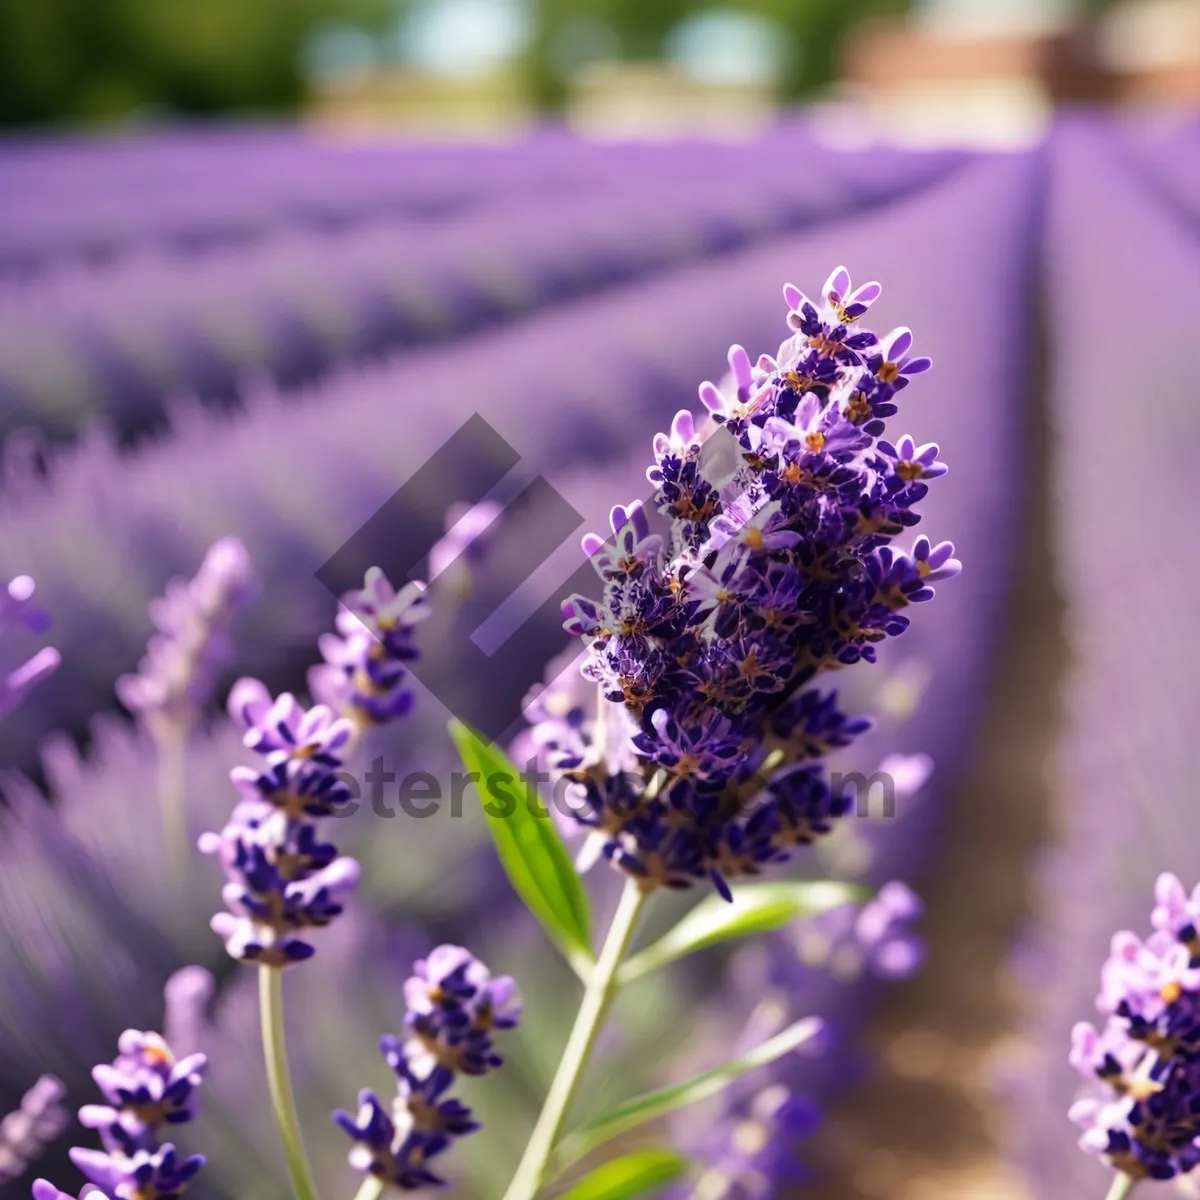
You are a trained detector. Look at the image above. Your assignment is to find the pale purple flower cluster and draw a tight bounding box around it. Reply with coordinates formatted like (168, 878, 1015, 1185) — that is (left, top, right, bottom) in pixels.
(0, 1076, 68, 1183)
(428, 500, 503, 596)
(115, 537, 257, 733)
(1069, 873, 1200, 1181)
(199, 681, 360, 967)
(309, 566, 430, 730)
(551, 268, 959, 898)
(795, 881, 927, 982)
(335, 945, 521, 1189)
(32, 1031, 206, 1200)
(1, 574, 60, 720)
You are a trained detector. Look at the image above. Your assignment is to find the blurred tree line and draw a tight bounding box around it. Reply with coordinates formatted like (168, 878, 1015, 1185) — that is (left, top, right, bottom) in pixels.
(0, 0, 390, 126)
(0, 0, 1115, 128)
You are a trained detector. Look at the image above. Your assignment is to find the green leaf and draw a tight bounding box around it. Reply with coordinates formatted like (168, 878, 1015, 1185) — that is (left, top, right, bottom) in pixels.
(557, 1150, 687, 1200)
(618, 880, 865, 983)
(549, 1018, 823, 1179)
(448, 718, 592, 972)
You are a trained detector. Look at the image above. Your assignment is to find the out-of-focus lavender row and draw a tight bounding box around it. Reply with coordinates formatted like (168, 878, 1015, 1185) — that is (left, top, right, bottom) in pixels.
(0, 125, 712, 273)
(1106, 113, 1200, 232)
(1007, 118, 1200, 1199)
(0, 156, 1022, 782)
(0, 122, 965, 278)
(0, 135, 967, 457)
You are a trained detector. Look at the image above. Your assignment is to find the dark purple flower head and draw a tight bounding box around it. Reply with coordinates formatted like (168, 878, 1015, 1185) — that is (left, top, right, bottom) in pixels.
(115, 538, 257, 733)
(335, 945, 520, 1190)
(309, 567, 430, 731)
(33, 1030, 205, 1200)
(1, 575, 60, 721)
(550, 270, 957, 898)
(226, 680, 355, 818)
(1070, 873, 1200, 1181)
(202, 680, 361, 966)
(81, 1031, 207, 1141)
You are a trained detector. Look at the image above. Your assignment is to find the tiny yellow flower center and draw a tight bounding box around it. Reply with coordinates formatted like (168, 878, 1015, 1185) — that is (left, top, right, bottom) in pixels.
(845, 392, 871, 424)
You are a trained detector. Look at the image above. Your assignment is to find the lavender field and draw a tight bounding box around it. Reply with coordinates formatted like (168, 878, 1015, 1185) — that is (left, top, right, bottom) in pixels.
(1, 114, 1197, 1200)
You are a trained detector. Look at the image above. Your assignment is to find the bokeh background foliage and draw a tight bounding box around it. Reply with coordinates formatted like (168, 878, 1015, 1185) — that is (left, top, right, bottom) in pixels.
(0, 0, 917, 126)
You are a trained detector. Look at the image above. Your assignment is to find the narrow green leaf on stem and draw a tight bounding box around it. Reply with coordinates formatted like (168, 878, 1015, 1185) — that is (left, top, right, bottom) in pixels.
(557, 1150, 687, 1200)
(258, 967, 321, 1200)
(448, 718, 593, 970)
(548, 1017, 823, 1180)
(618, 880, 866, 984)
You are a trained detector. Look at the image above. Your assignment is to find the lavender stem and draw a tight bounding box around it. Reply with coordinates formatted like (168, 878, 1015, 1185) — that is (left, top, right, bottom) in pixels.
(349, 1179, 384, 1200)
(1105, 1174, 1135, 1200)
(156, 721, 189, 882)
(502, 880, 647, 1200)
(259, 966, 321, 1200)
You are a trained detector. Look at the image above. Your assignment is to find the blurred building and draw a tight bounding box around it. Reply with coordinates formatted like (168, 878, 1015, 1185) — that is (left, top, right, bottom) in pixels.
(308, 68, 532, 138)
(565, 61, 775, 140)
(837, 0, 1110, 147)
(1097, 0, 1200, 104)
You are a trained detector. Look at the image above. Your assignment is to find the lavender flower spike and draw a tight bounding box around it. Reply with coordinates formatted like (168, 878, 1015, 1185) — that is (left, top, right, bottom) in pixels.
(1069, 873, 1200, 1183)
(335, 945, 521, 1190)
(547, 269, 960, 899)
(309, 566, 431, 733)
(202, 681, 360, 966)
(0, 1075, 68, 1183)
(1, 575, 60, 720)
(33, 1031, 205, 1200)
(116, 537, 258, 734)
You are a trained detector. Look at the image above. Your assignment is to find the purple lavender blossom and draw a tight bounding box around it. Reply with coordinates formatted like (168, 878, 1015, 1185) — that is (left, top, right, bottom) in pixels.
(428, 500, 502, 597)
(201, 682, 360, 967)
(1, 574, 59, 720)
(33, 1031, 206, 1200)
(115, 538, 257, 733)
(308, 567, 430, 731)
(679, 1083, 822, 1198)
(0, 1075, 68, 1183)
(794, 881, 926, 982)
(335, 945, 521, 1190)
(549, 268, 959, 899)
(1069, 873, 1200, 1182)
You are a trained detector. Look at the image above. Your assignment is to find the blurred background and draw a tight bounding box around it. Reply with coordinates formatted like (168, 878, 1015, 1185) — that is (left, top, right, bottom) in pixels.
(2, 1, 1200, 1199)
(3, 0, 1200, 141)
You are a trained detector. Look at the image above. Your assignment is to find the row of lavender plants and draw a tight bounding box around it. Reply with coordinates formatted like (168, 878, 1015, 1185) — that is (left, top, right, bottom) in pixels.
(0, 147, 1036, 1198)
(1103, 112, 1200, 235)
(0, 134, 967, 454)
(1008, 118, 1200, 1199)
(0, 123, 964, 278)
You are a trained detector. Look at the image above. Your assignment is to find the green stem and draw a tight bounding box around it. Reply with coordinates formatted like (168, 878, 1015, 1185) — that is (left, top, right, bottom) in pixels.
(350, 1179, 384, 1200)
(502, 879, 647, 1200)
(1104, 1174, 1136, 1200)
(156, 720, 190, 882)
(259, 967, 321, 1200)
